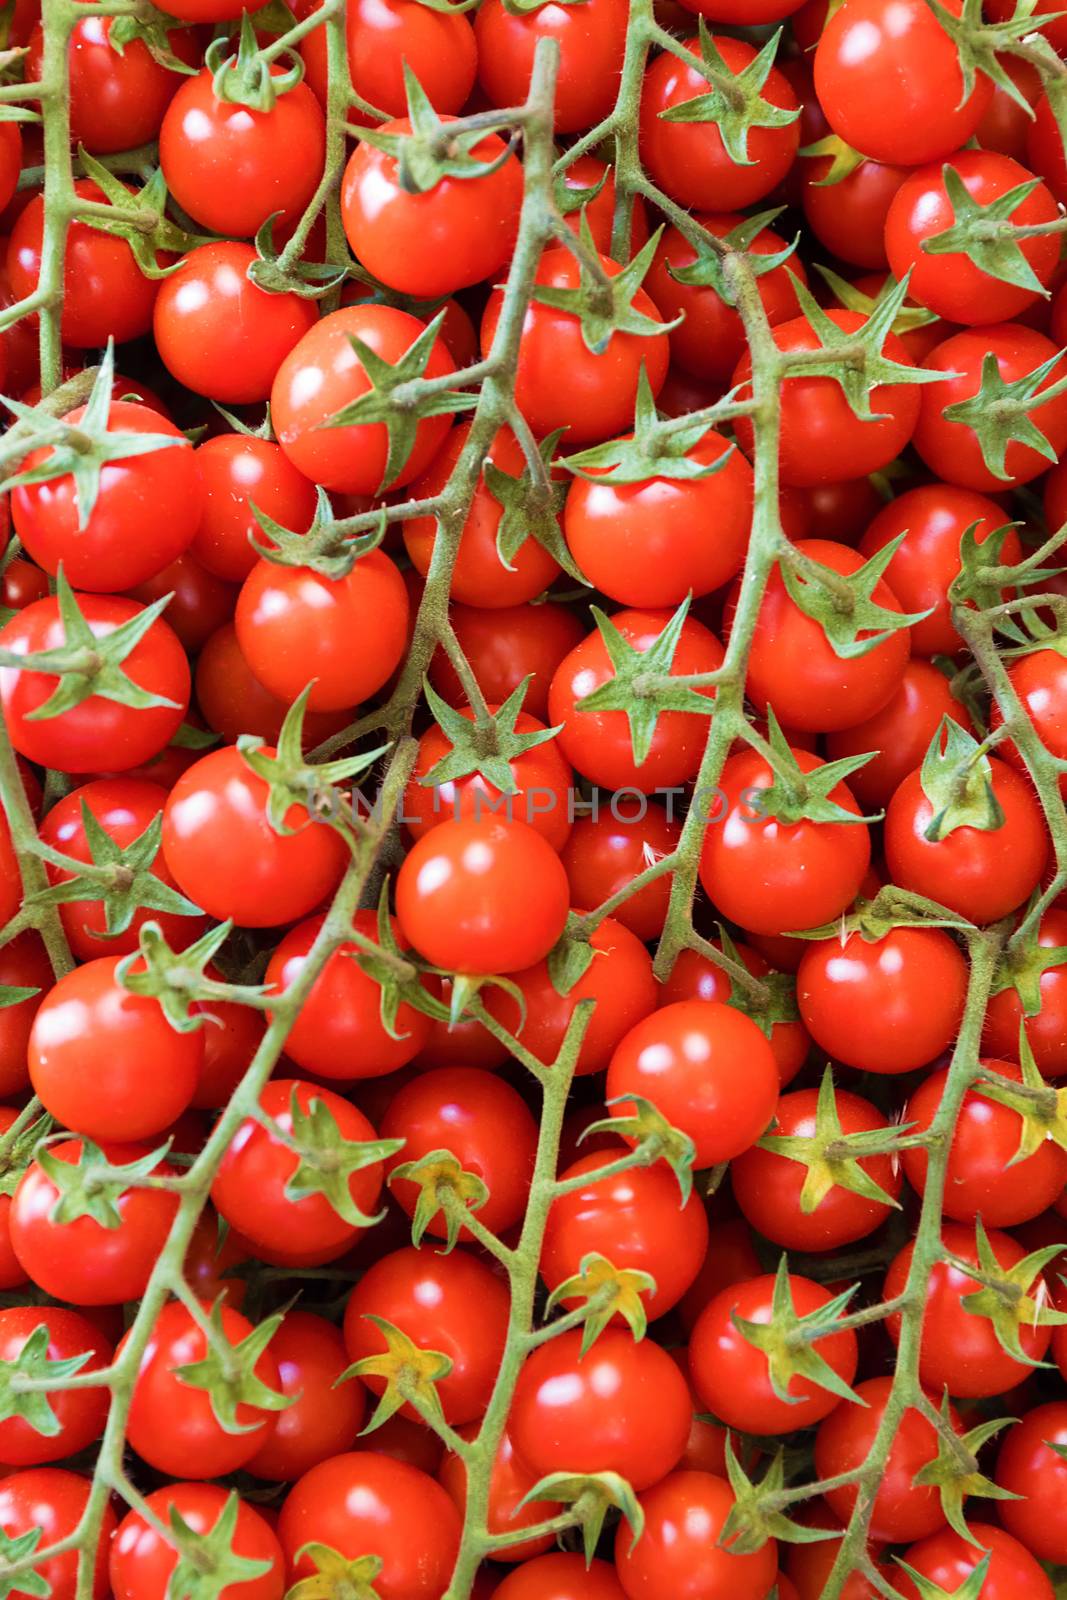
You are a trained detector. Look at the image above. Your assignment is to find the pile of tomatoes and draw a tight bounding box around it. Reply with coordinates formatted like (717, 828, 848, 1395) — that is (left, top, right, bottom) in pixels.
(4, 0, 1067, 1597)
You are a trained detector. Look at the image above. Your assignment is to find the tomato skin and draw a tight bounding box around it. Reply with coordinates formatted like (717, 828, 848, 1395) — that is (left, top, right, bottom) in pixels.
(342, 122, 522, 299)
(858, 485, 1021, 658)
(559, 804, 678, 943)
(29, 956, 202, 1141)
(699, 747, 871, 937)
(884, 755, 1048, 924)
(11, 1138, 179, 1305)
(404, 704, 573, 852)
(265, 909, 431, 1080)
(244, 1312, 365, 1483)
(0, 123, 20, 214)
(816, 1377, 961, 1542)
(645, 214, 804, 383)
(298, 0, 476, 117)
(194, 623, 347, 750)
(731, 1086, 902, 1251)
(0, 1469, 116, 1600)
(160, 69, 325, 239)
(27, 15, 195, 154)
(691, 1273, 858, 1434)
(480, 248, 669, 447)
(153, 242, 317, 404)
(1027, 88, 1067, 203)
(0, 937, 53, 1100)
(885, 153, 1059, 324)
(121, 1300, 281, 1478)
(733, 537, 910, 732)
(111, 1484, 283, 1600)
(344, 1245, 509, 1425)
(439, 1427, 558, 1564)
(640, 37, 799, 211)
(429, 599, 584, 720)
(0, 1308, 111, 1465)
(8, 180, 158, 348)
(991, 649, 1067, 802)
(395, 817, 570, 975)
(406, 426, 561, 609)
(236, 547, 409, 712)
(192, 435, 318, 585)
(279, 1452, 460, 1600)
(606, 1000, 780, 1168)
(734, 312, 920, 488)
(475, 0, 628, 132)
(913, 324, 1067, 490)
(129, 552, 238, 657)
(382, 1067, 538, 1239)
(548, 609, 721, 793)
(161, 746, 348, 928)
(800, 151, 908, 271)
(510, 1328, 691, 1491)
(38, 779, 204, 961)
(0, 593, 189, 774)
(615, 1471, 779, 1600)
(983, 908, 1067, 1074)
(796, 926, 968, 1075)
(995, 1403, 1067, 1564)
(660, 943, 809, 1087)
(896, 1525, 1054, 1600)
(271, 306, 456, 494)
(902, 1060, 1067, 1226)
(493, 1554, 626, 1599)
(541, 1151, 709, 1320)
(814, 0, 991, 165)
(884, 1223, 1052, 1396)
(824, 662, 972, 813)
(564, 431, 753, 607)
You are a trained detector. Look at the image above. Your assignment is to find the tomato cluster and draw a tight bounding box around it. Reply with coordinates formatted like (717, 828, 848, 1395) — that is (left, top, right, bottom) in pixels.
(3, 0, 1067, 1598)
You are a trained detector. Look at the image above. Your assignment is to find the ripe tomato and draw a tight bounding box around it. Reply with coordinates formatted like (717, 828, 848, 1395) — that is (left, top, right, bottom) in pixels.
(246, 1311, 366, 1483)
(343, 1245, 509, 1425)
(885, 153, 1059, 325)
(0, 593, 189, 773)
(814, 0, 991, 165)
(991, 649, 1067, 802)
(212, 1079, 387, 1264)
(265, 908, 431, 1080)
(121, 1299, 282, 1479)
(128, 552, 237, 657)
(541, 1150, 709, 1320)
(0, 1307, 111, 1465)
(913, 324, 1067, 490)
(440, 1426, 559, 1564)
(646, 213, 804, 383)
(159, 68, 325, 238)
(1027, 88, 1067, 203)
(8, 180, 159, 348)
(485, 916, 657, 1075)
(902, 1060, 1067, 1226)
(395, 817, 570, 974)
(548, 608, 721, 793)
(429, 598, 584, 719)
(153, 242, 317, 404)
(640, 36, 800, 211)
(699, 747, 871, 937)
(271, 306, 456, 494)
(191, 434, 317, 585)
(884, 753, 1048, 924)
(558, 156, 650, 260)
(475, 0, 628, 132)
(884, 1223, 1052, 1396)
(11, 1137, 179, 1305)
(983, 908, 1067, 1074)
(480, 247, 669, 446)
(298, 0, 477, 117)
(564, 430, 753, 607)
(815, 1377, 961, 1542)
(660, 943, 810, 1087)
(161, 745, 348, 927)
(605, 1000, 779, 1167)
(193, 623, 347, 749)
(800, 150, 908, 271)
(615, 1471, 779, 1600)
(995, 1403, 1067, 1564)
(0, 1469, 115, 1600)
(342, 122, 522, 299)
(0, 937, 51, 1099)
(510, 1328, 690, 1490)
(896, 1525, 1054, 1600)
(733, 311, 921, 487)
(29, 955, 202, 1141)
(382, 1067, 538, 1239)
(731, 1084, 902, 1250)
(27, 15, 195, 154)
(796, 926, 968, 1075)
(236, 547, 409, 711)
(559, 803, 678, 941)
(494, 1554, 626, 1599)
(279, 1452, 460, 1600)
(111, 1484, 283, 1600)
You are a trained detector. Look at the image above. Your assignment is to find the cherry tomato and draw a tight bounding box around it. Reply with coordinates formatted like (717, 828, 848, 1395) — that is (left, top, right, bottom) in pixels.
(983, 908, 1067, 1075)
(0, 936, 56, 1099)
(0, 1469, 115, 1600)
(615, 1471, 779, 1600)
(0, 1307, 111, 1465)
(995, 1402, 1067, 1564)
(191, 434, 318, 585)
(896, 1525, 1054, 1600)
(991, 649, 1067, 803)
(193, 623, 348, 749)
(111, 1483, 283, 1600)
(475, 0, 628, 133)
(246, 1311, 366, 1483)
(800, 150, 908, 271)
(659, 942, 810, 1087)
(439, 1426, 559, 1564)
(429, 598, 584, 720)
(493, 1554, 626, 1600)
(559, 802, 678, 942)
(298, 0, 477, 118)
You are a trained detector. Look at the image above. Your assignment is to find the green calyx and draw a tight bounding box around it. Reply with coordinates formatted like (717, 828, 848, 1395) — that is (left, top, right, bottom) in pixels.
(348, 882, 448, 1041)
(708, 924, 799, 1040)
(923, 164, 1052, 297)
(799, 133, 865, 186)
(37, 1136, 172, 1227)
(780, 534, 931, 661)
(534, 215, 680, 356)
(484, 427, 583, 580)
(953, 1219, 1067, 1365)
(815, 263, 940, 340)
(720, 1438, 839, 1555)
(169, 1492, 274, 1600)
(280, 1087, 402, 1227)
(0, 1322, 94, 1438)
(732, 1255, 864, 1409)
(108, 7, 199, 75)
(927, 0, 1053, 118)
(657, 23, 799, 168)
(893, 1551, 992, 1600)
(560, 365, 738, 485)
(757, 1066, 903, 1215)
(583, 1094, 696, 1202)
(989, 908, 1067, 1017)
(388, 1147, 490, 1251)
(205, 12, 303, 112)
(250, 486, 386, 579)
(0, 1528, 49, 1600)
(249, 214, 351, 300)
(338, 1314, 452, 1432)
(420, 675, 563, 798)
(946, 520, 1034, 619)
(974, 1029, 1067, 1164)
(175, 1300, 292, 1431)
(517, 1471, 643, 1565)
(544, 1251, 657, 1355)
(75, 154, 206, 279)
(943, 345, 1067, 481)
(116, 920, 270, 1033)
(355, 63, 516, 194)
(285, 1548, 384, 1600)
(0, 1114, 52, 1203)
(919, 716, 1005, 841)
(0, 569, 181, 723)
(754, 710, 879, 828)
(667, 207, 796, 307)
(912, 1395, 1020, 1546)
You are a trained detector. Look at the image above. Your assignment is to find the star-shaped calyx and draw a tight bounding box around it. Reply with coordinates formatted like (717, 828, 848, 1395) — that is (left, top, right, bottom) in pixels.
(657, 23, 799, 168)
(355, 61, 516, 194)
